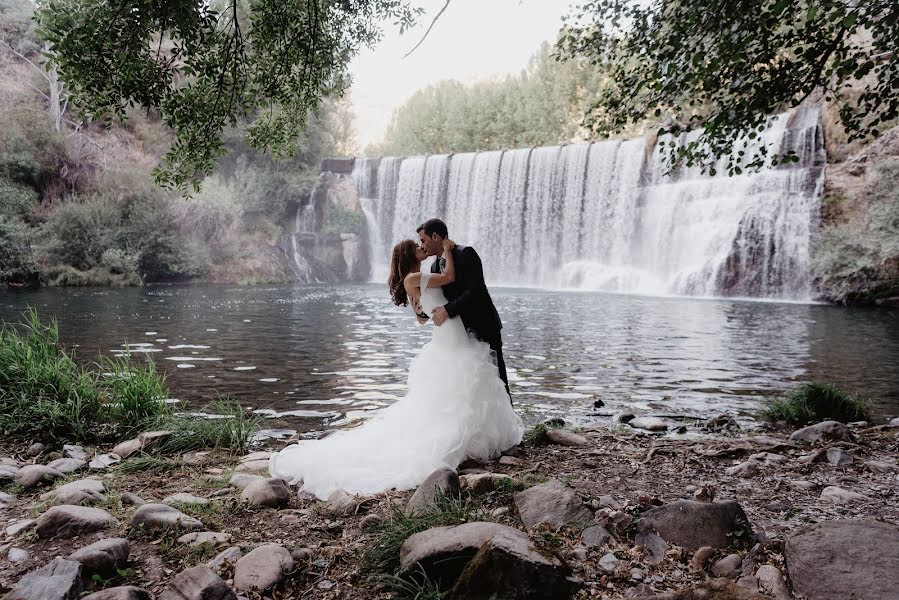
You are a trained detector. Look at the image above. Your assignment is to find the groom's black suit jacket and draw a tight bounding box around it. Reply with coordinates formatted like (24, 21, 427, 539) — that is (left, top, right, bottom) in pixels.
(431, 245, 502, 345)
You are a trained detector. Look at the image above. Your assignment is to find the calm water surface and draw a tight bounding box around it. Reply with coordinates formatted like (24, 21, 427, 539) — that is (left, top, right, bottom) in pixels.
(2, 284, 898, 435)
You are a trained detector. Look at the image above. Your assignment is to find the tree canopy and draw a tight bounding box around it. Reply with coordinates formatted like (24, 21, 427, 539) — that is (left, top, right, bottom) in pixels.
(559, 0, 899, 174)
(36, 0, 419, 189)
(369, 42, 612, 156)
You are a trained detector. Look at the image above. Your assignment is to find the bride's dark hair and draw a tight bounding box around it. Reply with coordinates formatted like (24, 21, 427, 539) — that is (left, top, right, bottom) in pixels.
(388, 240, 419, 306)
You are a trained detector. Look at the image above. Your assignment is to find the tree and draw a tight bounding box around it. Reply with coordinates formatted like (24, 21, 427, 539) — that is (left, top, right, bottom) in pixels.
(558, 0, 899, 174)
(36, 0, 420, 190)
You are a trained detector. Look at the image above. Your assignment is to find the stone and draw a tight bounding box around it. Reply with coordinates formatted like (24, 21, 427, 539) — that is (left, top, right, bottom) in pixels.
(448, 526, 579, 599)
(459, 472, 513, 495)
(291, 547, 314, 564)
(162, 492, 209, 506)
(747, 452, 789, 466)
(629, 417, 668, 431)
(131, 503, 203, 532)
(41, 478, 107, 506)
(865, 460, 899, 474)
(46, 458, 87, 474)
(6, 518, 35, 537)
(5, 558, 82, 600)
(239, 451, 273, 463)
(63, 445, 87, 460)
(826, 447, 855, 466)
(0, 464, 18, 481)
(705, 415, 740, 431)
(498, 455, 523, 466)
(36, 505, 119, 539)
(121, 492, 146, 506)
(581, 525, 613, 548)
(81, 587, 151, 600)
(208, 546, 244, 572)
(820, 485, 868, 504)
(0, 490, 14, 506)
(889, 417, 899, 427)
(635, 530, 669, 566)
(642, 580, 770, 599)
(406, 467, 461, 515)
(598, 552, 620, 573)
(400, 522, 525, 584)
(89, 453, 121, 470)
(785, 520, 899, 600)
(725, 462, 758, 477)
(638, 500, 752, 550)
(612, 412, 635, 424)
(323, 489, 358, 516)
(491, 507, 509, 518)
(788, 480, 817, 491)
(240, 478, 290, 508)
(690, 546, 716, 573)
(28, 442, 46, 456)
(789, 420, 851, 443)
(235, 459, 269, 473)
(8, 547, 30, 564)
(546, 428, 591, 447)
(711, 553, 743, 578)
(360, 514, 382, 530)
(177, 531, 233, 546)
(68, 538, 130, 577)
(138, 429, 171, 449)
(229, 473, 265, 489)
(15, 464, 65, 489)
(736, 576, 759, 591)
(514, 479, 592, 529)
(233, 544, 294, 592)
(159, 565, 236, 600)
(111, 439, 142, 459)
(755, 565, 790, 600)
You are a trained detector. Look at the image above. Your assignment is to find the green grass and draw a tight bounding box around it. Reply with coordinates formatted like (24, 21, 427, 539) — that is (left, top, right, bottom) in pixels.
(116, 454, 182, 474)
(523, 421, 563, 445)
(159, 399, 262, 455)
(0, 308, 168, 443)
(762, 382, 872, 425)
(0, 310, 261, 453)
(363, 491, 481, 575)
(378, 567, 447, 600)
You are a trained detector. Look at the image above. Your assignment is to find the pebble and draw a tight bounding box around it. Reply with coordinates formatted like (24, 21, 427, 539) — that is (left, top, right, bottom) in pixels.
(598, 552, 620, 573)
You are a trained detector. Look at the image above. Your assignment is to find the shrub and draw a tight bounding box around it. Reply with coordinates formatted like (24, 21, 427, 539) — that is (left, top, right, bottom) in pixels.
(0, 215, 37, 286)
(762, 382, 872, 425)
(40, 265, 141, 287)
(0, 178, 38, 220)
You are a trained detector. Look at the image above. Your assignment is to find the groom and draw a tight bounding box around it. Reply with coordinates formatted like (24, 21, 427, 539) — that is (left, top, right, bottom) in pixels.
(417, 218, 511, 400)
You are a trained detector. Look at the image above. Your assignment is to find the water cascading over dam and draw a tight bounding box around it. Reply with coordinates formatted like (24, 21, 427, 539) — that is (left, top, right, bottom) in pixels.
(351, 106, 826, 300)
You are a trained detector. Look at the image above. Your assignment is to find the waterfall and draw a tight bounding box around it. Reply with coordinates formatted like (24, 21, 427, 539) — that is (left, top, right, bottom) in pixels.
(350, 106, 826, 300)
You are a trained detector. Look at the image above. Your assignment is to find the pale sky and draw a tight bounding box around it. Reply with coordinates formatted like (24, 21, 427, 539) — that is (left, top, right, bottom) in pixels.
(348, 0, 578, 151)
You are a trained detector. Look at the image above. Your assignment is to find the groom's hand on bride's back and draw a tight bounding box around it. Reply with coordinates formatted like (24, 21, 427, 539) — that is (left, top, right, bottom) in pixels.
(432, 305, 449, 325)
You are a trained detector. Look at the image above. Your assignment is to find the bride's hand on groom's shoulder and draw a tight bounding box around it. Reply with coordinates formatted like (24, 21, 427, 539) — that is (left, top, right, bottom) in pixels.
(442, 239, 455, 252)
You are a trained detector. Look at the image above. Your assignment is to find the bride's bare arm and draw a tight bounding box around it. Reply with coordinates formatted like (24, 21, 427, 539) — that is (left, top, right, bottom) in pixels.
(404, 274, 429, 324)
(426, 239, 456, 288)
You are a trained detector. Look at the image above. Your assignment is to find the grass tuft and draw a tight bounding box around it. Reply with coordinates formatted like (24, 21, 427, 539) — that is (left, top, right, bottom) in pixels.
(523, 421, 563, 445)
(762, 382, 872, 425)
(159, 399, 262, 455)
(363, 490, 480, 575)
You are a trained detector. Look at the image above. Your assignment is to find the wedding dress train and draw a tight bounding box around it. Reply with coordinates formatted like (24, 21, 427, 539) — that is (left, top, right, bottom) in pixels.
(269, 268, 524, 499)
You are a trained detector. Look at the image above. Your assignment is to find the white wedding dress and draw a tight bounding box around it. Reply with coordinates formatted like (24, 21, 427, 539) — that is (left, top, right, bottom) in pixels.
(269, 269, 524, 500)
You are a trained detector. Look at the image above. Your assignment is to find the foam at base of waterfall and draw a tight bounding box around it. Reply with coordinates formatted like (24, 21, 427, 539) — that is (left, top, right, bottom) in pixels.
(558, 261, 667, 295)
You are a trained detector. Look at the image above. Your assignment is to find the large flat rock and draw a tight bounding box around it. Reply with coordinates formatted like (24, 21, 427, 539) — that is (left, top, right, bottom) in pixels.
(400, 522, 526, 585)
(785, 520, 899, 600)
(131, 503, 203, 532)
(4, 557, 83, 600)
(36, 505, 119, 539)
(233, 544, 294, 592)
(159, 565, 236, 600)
(638, 500, 752, 550)
(449, 526, 579, 599)
(41, 478, 107, 506)
(514, 479, 592, 529)
(68, 538, 130, 577)
(406, 468, 460, 515)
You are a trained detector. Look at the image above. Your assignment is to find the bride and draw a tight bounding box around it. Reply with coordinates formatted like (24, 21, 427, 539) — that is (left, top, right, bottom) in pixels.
(269, 238, 524, 500)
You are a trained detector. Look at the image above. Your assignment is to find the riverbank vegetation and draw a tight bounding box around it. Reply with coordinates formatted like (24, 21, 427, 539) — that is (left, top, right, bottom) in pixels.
(0, 0, 357, 289)
(762, 382, 872, 426)
(0, 309, 259, 448)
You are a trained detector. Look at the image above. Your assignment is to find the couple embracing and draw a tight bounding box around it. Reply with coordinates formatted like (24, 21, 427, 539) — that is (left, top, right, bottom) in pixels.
(270, 219, 524, 499)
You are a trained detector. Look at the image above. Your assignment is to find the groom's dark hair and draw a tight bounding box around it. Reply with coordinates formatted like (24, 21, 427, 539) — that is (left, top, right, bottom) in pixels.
(417, 218, 448, 239)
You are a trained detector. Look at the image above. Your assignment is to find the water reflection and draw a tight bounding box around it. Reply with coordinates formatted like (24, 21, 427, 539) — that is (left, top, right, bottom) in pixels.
(1, 284, 897, 435)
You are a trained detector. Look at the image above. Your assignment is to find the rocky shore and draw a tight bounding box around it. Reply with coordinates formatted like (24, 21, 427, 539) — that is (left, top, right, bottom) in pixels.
(1, 416, 898, 599)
